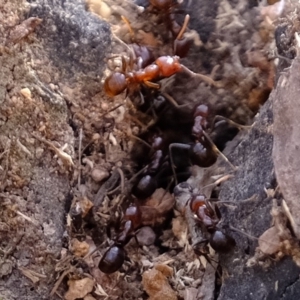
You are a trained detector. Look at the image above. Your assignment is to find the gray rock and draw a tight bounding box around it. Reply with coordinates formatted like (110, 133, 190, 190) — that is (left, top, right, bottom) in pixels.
(28, 0, 111, 79)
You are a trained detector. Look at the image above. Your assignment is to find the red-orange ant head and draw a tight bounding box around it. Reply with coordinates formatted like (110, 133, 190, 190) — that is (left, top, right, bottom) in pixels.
(104, 72, 127, 97)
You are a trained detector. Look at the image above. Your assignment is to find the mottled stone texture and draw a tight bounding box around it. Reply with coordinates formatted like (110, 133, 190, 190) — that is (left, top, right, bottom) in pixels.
(217, 82, 300, 300)
(27, 0, 111, 79)
(273, 57, 300, 239)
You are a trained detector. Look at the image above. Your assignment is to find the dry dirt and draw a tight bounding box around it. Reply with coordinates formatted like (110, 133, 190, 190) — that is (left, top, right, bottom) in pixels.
(1, 0, 300, 299)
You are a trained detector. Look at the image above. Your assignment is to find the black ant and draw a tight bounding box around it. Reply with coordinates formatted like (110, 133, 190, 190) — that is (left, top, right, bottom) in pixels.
(189, 192, 235, 253)
(169, 104, 236, 184)
(149, 0, 192, 57)
(99, 204, 142, 274)
(132, 134, 168, 199)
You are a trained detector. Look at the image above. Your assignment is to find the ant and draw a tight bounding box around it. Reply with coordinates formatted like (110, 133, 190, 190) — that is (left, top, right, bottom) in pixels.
(99, 204, 142, 274)
(104, 54, 217, 97)
(104, 20, 217, 98)
(149, 0, 192, 57)
(169, 104, 235, 184)
(132, 134, 167, 199)
(189, 192, 235, 253)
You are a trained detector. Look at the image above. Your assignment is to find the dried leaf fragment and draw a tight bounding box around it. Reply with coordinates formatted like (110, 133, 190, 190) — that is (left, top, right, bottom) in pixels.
(71, 238, 90, 257)
(145, 188, 174, 214)
(65, 277, 94, 300)
(258, 226, 281, 255)
(142, 265, 177, 300)
(78, 197, 94, 217)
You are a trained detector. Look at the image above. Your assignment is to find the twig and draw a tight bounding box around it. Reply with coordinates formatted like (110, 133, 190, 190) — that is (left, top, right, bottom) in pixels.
(78, 128, 83, 189)
(31, 133, 74, 168)
(0, 142, 11, 191)
(50, 267, 74, 297)
(99, 103, 124, 119)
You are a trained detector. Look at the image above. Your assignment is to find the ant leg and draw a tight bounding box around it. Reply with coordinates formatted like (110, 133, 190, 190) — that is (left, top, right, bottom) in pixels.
(144, 80, 160, 89)
(212, 115, 253, 131)
(106, 168, 126, 195)
(181, 65, 223, 87)
(161, 92, 179, 107)
(173, 15, 192, 57)
(161, 92, 189, 108)
(121, 15, 135, 41)
(128, 133, 152, 148)
(202, 131, 237, 171)
(201, 174, 234, 191)
(169, 143, 191, 185)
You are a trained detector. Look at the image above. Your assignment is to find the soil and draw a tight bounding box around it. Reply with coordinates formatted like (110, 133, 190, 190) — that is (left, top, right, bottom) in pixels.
(1, 0, 300, 300)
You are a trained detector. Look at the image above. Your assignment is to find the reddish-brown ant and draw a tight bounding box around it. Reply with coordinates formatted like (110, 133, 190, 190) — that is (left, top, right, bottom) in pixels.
(190, 193, 235, 253)
(104, 54, 217, 98)
(104, 14, 217, 99)
(99, 204, 142, 274)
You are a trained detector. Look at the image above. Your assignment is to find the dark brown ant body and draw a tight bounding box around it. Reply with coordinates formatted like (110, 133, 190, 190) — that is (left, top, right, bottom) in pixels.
(132, 135, 166, 199)
(99, 204, 142, 274)
(169, 104, 219, 182)
(149, 0, 192, 57)
(190, 193, 235, 253)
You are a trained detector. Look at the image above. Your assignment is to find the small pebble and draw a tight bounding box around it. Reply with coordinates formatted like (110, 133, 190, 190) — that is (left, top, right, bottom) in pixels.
(136, 226, 156, 246)
(91, 168, 109, 182)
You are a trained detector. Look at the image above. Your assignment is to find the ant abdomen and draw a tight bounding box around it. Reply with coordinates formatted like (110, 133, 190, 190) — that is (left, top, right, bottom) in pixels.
(209, 230, 235, 253)
(174, 37, 192, 58)
(132, 175, 157, 199)
(99, 245, 126, 274)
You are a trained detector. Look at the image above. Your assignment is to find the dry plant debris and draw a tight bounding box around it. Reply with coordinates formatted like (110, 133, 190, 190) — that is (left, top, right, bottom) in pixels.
(142, 264, 177, 300)
(65, 277, 95, 300)
(2, 0, 300, 299)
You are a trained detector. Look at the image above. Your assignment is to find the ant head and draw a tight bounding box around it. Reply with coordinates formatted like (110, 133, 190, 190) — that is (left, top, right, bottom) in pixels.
(190, 194, 206, 212)
(194, 104, 209, 118)
(190, 141, 218, 168)
(125, 204, 142, 228)
(104, 72, 127, 97)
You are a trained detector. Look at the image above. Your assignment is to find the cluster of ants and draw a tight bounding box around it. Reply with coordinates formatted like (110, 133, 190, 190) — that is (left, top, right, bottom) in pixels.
(84, 0, 238, 275)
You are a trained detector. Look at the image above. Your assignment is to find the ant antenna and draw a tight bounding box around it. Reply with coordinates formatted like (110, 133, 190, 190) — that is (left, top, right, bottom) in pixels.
(229, 226, 280, 247)
(176, 14, 190, 40)
(180, 65, 219, 87)
(201, 174, 234, 190)
(212, 115, 253, 131)
(121, 15, 135, 41)
(77, 128, 83, 190)
(169, 142, 191, 185)
(202, 131, 236, 171)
